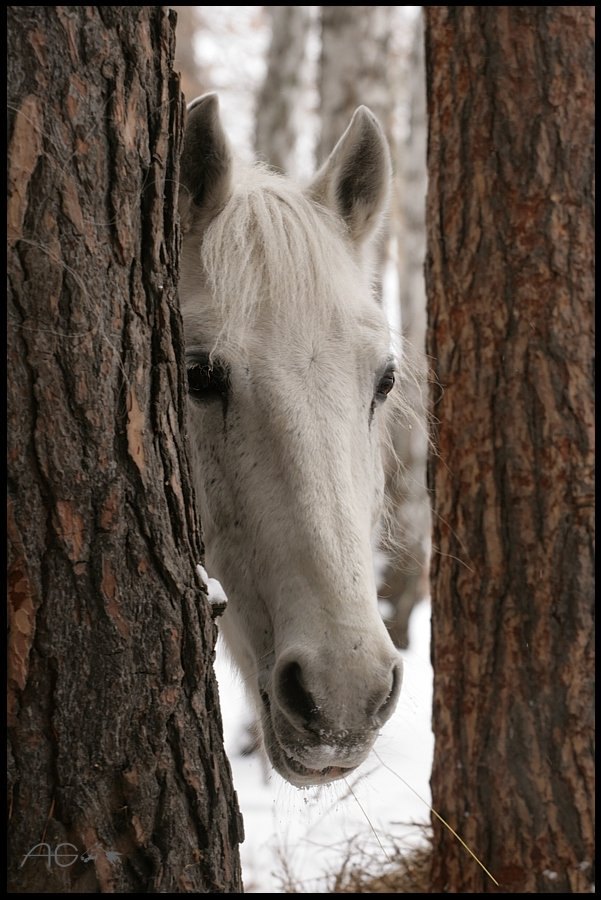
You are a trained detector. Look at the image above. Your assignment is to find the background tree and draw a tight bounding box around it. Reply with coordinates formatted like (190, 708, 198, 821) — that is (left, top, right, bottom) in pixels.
(254, 6, 311, 175)
(172, 6, 209, 102)
(8, 6, 242, 892)
(424, 6, 594, 892)
(317, 5, 393, 166)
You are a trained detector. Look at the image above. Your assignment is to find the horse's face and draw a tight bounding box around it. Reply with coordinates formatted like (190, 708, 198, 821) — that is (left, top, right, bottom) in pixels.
(179, 94, 402, 787)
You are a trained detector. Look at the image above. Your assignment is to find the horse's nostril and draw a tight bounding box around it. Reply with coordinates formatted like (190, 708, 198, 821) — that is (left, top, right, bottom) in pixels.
(375, 663, 402, 723)
(276, 660, 318, 727)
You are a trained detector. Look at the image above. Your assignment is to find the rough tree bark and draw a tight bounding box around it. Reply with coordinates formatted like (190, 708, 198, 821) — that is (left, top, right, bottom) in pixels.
(254, 6, 311, 175)
(8, 6, 242, 893)
(425, 7, 594, 893)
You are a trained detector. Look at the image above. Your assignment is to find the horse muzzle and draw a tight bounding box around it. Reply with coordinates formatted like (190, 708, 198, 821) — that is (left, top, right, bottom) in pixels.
(259, 695, 372, 786)
(258, 664, 400, 787)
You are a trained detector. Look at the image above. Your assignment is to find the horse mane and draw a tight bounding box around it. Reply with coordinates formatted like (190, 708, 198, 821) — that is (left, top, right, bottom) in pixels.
(197, 162, 383, 356)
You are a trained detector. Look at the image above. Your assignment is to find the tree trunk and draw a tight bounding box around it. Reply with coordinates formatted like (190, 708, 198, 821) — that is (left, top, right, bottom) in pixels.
(317, 3, 393, 309)
(255, 6, 311, 176)
(7, 6, 243, 893)
(317, 6, 393, 166)
(425, 6, 594, 893)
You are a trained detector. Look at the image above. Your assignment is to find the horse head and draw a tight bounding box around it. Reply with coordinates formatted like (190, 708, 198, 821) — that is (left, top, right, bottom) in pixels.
(178, 93, 402, 787)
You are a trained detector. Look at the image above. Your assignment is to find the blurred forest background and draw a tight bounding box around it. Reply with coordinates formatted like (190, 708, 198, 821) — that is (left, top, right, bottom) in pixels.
(172, 5, 431, 651)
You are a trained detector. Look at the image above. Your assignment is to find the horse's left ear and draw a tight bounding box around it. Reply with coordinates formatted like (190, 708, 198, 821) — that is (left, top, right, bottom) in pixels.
(179, 92, 233, 232)
(308, 106, 391, 247)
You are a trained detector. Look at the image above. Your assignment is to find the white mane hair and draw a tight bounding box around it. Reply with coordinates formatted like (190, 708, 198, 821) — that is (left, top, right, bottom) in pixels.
(183, 163, 386, 353)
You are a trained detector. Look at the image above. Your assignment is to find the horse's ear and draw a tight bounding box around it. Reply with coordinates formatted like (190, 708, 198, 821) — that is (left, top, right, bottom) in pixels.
(308, 106, 391, 247)
(179, 92, 233, 230)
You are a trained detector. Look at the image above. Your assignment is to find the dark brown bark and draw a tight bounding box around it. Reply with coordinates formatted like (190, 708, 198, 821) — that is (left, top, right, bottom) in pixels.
(425, 7, 594, 893)
(8, 6, 242, 892)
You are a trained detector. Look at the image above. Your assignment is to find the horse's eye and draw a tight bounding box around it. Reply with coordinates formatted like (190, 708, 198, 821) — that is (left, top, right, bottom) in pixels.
(187, 356, 229, 401)
(376, 367, 396, 400)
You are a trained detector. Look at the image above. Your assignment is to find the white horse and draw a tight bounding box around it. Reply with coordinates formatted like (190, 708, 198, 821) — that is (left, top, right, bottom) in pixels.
(179, 93, 403, 787)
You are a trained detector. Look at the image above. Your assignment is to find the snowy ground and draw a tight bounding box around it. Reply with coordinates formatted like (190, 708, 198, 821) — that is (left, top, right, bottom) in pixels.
(214, 598, 433, 893)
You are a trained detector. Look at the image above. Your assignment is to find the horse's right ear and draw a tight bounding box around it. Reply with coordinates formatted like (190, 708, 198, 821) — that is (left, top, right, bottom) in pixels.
(179, 93, 233, 231)
(307, 106, 391, 247)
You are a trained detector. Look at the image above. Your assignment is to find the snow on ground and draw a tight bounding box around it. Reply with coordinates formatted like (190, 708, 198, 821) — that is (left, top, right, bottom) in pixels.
(214, 598, 433, 893)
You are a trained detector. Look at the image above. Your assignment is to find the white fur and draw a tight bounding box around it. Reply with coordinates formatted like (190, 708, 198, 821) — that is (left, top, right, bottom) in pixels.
(179, 96, 404, 787)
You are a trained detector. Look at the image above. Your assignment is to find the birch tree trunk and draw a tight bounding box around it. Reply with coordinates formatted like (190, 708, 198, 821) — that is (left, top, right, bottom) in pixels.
(255, 6, 311, 175)
(425, 7, 594, 892)
(8, 6, 242, 892)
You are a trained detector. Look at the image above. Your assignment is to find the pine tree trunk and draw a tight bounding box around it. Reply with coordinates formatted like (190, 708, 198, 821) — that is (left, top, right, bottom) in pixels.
(8, 7, 243, 892)
(424, 7, 594, 893)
